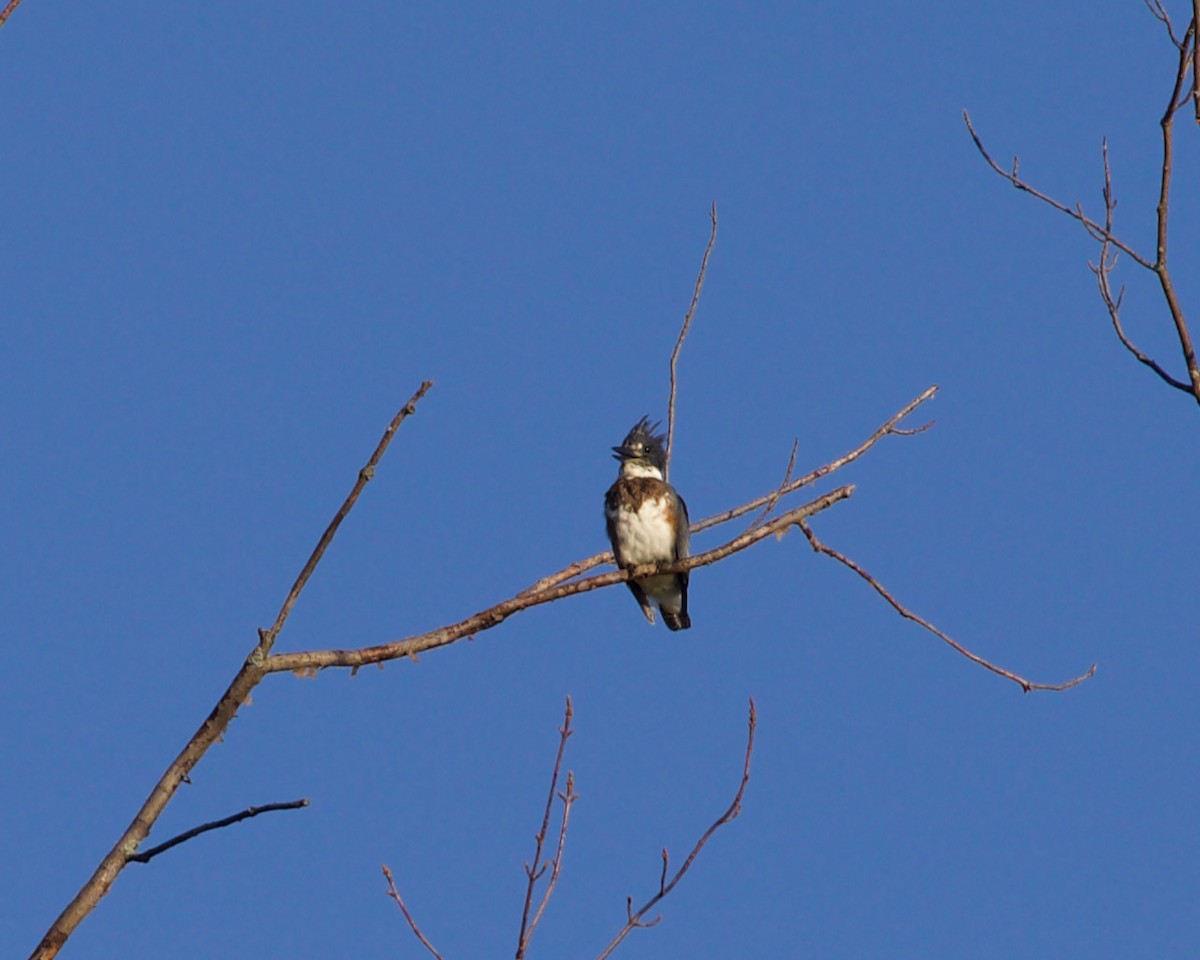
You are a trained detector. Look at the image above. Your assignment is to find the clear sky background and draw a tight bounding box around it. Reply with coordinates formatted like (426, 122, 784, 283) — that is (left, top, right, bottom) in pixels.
(4, 2, 1198, 958)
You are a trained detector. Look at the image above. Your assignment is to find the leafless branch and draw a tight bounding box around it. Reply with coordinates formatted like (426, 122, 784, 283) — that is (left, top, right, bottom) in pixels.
(0, 0, 25, 29)
(383, 865, 446, 960)
(128, 799, 309, 864)
(1151, 16, 1200, 400)
(962, 110, 1154, 270)
(743, 439, 798, 534)
(256, 379, 435, 658)
(516, 698, 578, 959)
(593, 698, 757, 960)
(1088, 141, 1193, 391)
(267, 485, 855, 674)
(664, 202, 718, 481)
(965, 9, 1200, 406)
(798, 521, 1096, 693)
(1193, 2, 1200, 120)
(518, 385, 940, 599)
(29, 381, 436, 960)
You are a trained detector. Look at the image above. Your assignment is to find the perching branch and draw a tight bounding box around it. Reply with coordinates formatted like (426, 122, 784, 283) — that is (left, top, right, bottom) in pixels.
(593, 698, 757, 960)
(964, 5, 1200, 406)
(664, 202, 718, 481)
(518, 385, 940, 600)
(798, 522, 1096, 693)
(128, 799, 309, 864)
(266, 485, 855, 674)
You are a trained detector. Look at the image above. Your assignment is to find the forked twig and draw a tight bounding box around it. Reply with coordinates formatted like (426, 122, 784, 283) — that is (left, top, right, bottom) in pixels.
(516, 697, 578, 959)
(964, 8, 1200, 406)
(594, 699, 757, 960)
(383, 865, 446, 960)
(665, 203, 718, 480)
(128, 799, 309, 864)
(798, 522, 1096, 693)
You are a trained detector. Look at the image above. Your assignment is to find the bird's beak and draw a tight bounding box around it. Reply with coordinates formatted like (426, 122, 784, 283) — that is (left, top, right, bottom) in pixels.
(612, 444, 633, 461)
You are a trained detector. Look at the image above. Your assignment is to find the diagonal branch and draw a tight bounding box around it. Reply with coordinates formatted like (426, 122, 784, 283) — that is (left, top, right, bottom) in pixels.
(256, 380, 435, 657)
(266, 486, 855, 675)
(128, 799, 309, 864)
(28, 381, 436, 960)
(594, 698, 756, 960)
(383, 865, 446, 960)
(665, 202, 718, 481)
(798, 521, 1096, 693)
(962, 110, 1154, 270)
(0, 0, 24, 29)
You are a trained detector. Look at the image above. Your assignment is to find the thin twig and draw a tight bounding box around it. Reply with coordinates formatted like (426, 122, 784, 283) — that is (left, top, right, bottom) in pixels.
(1144, 0, 1181, 48)
(516, 697, 577, 959)
(383, 865, 446, 960)
(0, 0, 24, 29)
(1089, 140, 1192, 391)
(743, 439, 798, 534)
(665, 203, 718, 481)
(594, 699, 757, 960)
(128, 799, 309, 864)
(256, 380, 435, 657)
(798, 521, 1096, 693)
(962, 110, 1154, 270)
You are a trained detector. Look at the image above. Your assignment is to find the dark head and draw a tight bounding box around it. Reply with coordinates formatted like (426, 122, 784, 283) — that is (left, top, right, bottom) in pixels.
(612, 416, 667, 477)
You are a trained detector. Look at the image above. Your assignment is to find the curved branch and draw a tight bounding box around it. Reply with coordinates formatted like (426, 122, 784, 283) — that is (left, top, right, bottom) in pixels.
(799, 522, 1096, 693)
(594, 698, 756, 960)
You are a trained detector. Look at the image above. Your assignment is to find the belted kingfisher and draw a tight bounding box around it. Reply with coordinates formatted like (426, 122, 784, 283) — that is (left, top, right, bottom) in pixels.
(604, 417, 692, 631)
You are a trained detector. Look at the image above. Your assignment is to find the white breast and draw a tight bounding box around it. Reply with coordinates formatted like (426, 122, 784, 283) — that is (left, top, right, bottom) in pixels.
(608, 496, 676, 566)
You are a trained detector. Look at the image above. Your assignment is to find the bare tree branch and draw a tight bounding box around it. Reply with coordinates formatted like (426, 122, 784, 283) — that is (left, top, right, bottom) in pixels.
(665, 202, 718, 481)
(0, 0, 25, 29)
(383, 865, 446, 960)
(256, 379, 435, 658)
(518, 385, 940, 599)
(798, 521, 1096, 693)
(962, 110, 1154, 270)
(1151, 16, 1200, 399)
(965, 8, 1200, 407)
(28, 381, 436, 960)
(266, 486, 855, 674)
(1088, 140, 1193, 391)
(128, 799, 309, 864)
(743, 438, 799, 534)
(593, 698, 757, 960)
(516, 697, 578, 960)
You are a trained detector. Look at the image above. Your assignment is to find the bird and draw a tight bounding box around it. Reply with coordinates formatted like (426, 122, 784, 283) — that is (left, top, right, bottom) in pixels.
(604, 417, 692, 630)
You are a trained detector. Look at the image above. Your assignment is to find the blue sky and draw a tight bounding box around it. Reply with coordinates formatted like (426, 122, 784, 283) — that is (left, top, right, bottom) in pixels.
(5, 2, 1198, 958)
